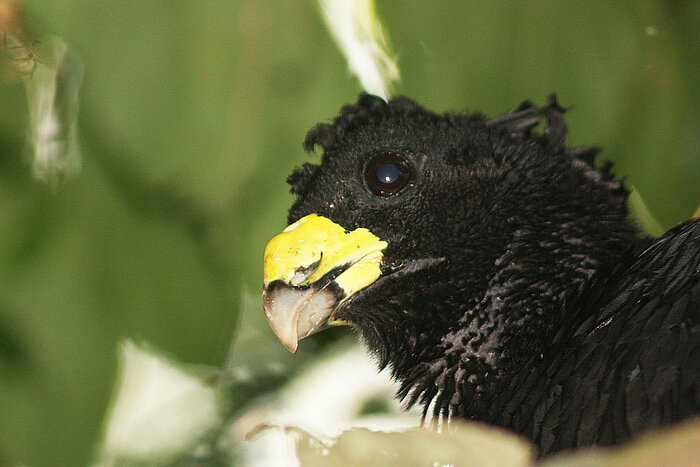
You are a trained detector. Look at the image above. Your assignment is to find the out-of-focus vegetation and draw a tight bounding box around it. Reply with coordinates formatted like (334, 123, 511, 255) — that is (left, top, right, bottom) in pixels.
(0, 1, 697, 465)
(291, 415, 700, 467)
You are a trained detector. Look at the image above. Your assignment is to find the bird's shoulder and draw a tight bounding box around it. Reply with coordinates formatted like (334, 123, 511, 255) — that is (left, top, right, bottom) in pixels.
(569, 217, 699, 345)
(541, 218, 699, 450)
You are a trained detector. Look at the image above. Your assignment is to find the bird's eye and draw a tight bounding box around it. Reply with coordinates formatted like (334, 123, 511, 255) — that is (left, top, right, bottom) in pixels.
(365, 153, 412, 196)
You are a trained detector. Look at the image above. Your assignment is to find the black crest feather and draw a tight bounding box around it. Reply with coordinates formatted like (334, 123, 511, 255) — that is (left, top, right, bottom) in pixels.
(286, 162, 319, 195)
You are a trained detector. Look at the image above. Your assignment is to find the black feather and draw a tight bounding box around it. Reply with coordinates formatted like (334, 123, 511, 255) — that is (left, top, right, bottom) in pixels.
(286, 162, 319, 195)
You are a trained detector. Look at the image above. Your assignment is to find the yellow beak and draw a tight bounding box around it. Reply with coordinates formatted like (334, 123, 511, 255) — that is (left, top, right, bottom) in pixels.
(262, 214, 387, 352)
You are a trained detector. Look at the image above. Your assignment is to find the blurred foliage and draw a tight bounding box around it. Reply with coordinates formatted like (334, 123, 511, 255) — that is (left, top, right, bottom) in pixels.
(0, 0, 697, 465)
(290, 416, 700, 466)
(541, 417, 700, 467)
(294, 421, 534, 467)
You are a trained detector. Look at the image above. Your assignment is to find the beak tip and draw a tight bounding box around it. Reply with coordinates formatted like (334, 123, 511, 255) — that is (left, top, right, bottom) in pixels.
(283, 340, 299, 354)
(262, 280, 343, 355)
(268, 326, 300, 354)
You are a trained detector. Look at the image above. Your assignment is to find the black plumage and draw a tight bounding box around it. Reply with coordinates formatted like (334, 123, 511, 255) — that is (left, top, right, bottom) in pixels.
(277, 94, 699, 454)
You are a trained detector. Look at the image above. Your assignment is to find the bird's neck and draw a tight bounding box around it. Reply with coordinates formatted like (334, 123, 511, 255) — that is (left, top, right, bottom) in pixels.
(394, 224, 639, 425)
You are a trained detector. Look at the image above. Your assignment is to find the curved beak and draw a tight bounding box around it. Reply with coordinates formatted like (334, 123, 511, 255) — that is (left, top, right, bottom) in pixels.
(262, 214, 387, 352)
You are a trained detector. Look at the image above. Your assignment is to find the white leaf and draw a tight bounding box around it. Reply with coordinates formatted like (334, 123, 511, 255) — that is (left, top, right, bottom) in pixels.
(318, 0, 399, 99)
(19, 35, 83, 186)
(98, 340, 224, 465)
(226, 342, 418, 467)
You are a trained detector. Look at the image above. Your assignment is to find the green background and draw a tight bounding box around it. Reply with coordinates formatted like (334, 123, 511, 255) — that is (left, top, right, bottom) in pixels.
(0, 1, 697, 464)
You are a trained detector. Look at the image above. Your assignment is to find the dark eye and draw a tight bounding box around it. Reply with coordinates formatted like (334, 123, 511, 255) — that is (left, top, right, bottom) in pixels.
(365, 153, 412, 196)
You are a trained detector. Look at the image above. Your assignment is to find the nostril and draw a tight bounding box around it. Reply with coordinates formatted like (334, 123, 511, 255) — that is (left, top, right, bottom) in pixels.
(291, 253, 323, 286)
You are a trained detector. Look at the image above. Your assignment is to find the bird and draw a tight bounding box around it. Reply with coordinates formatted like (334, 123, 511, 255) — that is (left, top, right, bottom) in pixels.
(261, 93, 699, 455)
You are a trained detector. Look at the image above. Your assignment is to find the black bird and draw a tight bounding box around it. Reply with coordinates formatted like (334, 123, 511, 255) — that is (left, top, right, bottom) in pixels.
(261, 94, 699, 454)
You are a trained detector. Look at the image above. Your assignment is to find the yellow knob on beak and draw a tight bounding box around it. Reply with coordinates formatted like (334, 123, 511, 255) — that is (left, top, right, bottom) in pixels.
(262, 214, 387, 352)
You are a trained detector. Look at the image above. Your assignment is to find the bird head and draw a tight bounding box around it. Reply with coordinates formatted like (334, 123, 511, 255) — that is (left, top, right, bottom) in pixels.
(262, 94, 638, 417)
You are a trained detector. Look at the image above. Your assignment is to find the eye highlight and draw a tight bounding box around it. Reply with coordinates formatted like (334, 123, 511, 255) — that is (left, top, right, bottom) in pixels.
(365, 153, 412, 196)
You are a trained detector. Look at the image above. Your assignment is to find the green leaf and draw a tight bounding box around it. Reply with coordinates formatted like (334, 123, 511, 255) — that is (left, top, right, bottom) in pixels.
(294, 421, 535, 467)
(542, 417, 700, 467)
